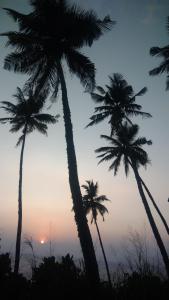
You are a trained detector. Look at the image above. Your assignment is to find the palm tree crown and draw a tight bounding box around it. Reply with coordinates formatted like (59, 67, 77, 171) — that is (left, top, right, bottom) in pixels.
(87, 73, 151, 135)
(95, 122, 152, 175)
(0, 86, 58, 274)
(82, 180, 112, 288)
(0, 87, 58, 142)
(82, 180, 110, 223)
(2, 0, 114, 95)
(1, 0, 114, 283)
(149, 17, 169, 90)
(95, 124, 169, 278)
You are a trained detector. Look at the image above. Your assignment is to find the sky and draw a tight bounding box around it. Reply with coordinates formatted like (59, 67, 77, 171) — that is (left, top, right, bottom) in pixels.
(0, 0, 169, 273)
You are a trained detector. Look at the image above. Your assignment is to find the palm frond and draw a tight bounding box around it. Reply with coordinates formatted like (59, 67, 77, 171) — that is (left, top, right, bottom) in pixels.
(96, 86, 105, 95)
(90, 92, 104, 103)
(86, 112, 109, 128)
(132, 137, 152, 147)
(150, 47, 162, 56)
(100, 134, 121, 147)
(134, 87, 147, 97)
(95, 195, 110, 203)
(149, 61, 169, 76)
(0, 117, 13, 123)
(16, 134, 24, 147)
(109, 153, 122, 175)
(33, 113, 59, 124)
(65, 48, 95, 92)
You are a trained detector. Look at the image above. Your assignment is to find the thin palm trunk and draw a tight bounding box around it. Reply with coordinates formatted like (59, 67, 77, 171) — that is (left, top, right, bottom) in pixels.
(57, 61, 100, 285)
(140, 178, 169, 235)
(94, 218, 112, 289)
(131, 161, 169, 278)
(14, 124, 27, 274)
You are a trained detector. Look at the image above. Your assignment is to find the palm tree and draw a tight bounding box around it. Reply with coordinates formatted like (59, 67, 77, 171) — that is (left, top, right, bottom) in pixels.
(87, 73, 169, 236)
(1, 0, 114, 283)
(95, 123, 169, 278)
(87, 73, 151, 135)
(149, 17, 169, 90)
(0, 87, 58, 274)
(82, 180, 112, 289)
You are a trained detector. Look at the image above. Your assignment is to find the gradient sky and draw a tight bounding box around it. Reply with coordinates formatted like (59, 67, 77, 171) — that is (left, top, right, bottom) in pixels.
(0, 0, 169, 268)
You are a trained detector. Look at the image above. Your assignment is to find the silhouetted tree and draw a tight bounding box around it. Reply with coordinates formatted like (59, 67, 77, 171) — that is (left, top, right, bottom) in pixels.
(1, 0, 114, 284)
(88, 73, 169, 238)
(0, 87, 58, 274)
(149, 17, 169, 90)
(82, 180, 112, 289)
(87, 73, 151, 135)
(0, 253, 11, 279)
(95, 123, 169, 278)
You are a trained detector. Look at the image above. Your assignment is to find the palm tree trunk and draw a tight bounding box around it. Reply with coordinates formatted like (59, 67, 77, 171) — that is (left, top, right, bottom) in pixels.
(57, 61, 100, 285)
(131, 161, 169, 278)
(94, 219, 112, 289)
(14, 125, 27, 274)
(140, 178, 169, 235)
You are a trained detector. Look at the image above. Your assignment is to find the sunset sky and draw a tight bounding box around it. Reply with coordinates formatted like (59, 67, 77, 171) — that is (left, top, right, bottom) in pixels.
(0, 0, 169, 268)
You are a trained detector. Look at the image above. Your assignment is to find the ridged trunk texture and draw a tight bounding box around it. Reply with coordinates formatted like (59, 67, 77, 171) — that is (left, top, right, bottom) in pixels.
(94, 218, 112, 289)
(57, 62, 100, 285)
(14, 125, 27, 274)
(131, 161, 169, 278)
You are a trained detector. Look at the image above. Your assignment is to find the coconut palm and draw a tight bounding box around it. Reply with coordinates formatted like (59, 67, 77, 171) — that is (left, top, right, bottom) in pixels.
(1, 0, 114, 283)
(0, 87, 58, 274)
(82, 180, 112, 288)
(87, 73, 151, 135)
(87, 73, 169, 236)
(149, 17, 169, 90)
(95, 123, 169, 278)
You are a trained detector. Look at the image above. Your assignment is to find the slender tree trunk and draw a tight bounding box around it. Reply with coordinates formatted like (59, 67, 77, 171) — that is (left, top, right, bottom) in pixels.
(140, 178, 169, 235)
(57, 62, 100, 285)
(131, 161, 169, 278)
(14, 125, 27, 274)
(94, 218, 112, 289)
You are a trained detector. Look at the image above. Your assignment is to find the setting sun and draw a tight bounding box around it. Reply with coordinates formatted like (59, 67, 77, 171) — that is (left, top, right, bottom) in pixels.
(40, 240, 45, 244)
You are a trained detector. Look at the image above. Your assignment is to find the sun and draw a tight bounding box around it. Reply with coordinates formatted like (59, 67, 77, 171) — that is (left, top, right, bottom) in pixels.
(40, 240, 45, 244)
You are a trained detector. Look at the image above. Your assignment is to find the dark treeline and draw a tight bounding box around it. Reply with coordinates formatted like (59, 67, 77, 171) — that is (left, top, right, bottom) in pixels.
(0, 252, 169, 300)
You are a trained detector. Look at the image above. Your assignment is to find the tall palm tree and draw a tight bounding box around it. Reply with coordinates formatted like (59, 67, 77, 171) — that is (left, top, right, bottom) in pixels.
(149, 17, 169, 90)
(82, 180, 112, 289)
(0, 87, 58, 274)
(87, 73, 169, 236)
(1, 0, 114, 284)
(95, 123, 169, 278)
(87, 73, 151, 135)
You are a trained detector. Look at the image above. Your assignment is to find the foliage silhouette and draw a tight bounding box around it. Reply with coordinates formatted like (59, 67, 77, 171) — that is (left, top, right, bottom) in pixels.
(149, 16, 169, 90)
(1, 0, 115, 284)
(87, 72, 169, 240)
(95, 123, 169, 278)
(0, 87, 58, 274)
(0, 253, 11, 279)
(87, 73, 151, 135)
(82, 180, 112, 289)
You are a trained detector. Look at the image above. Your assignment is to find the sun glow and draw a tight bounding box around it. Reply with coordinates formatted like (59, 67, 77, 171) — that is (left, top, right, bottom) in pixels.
(40, 240, 45, 244)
